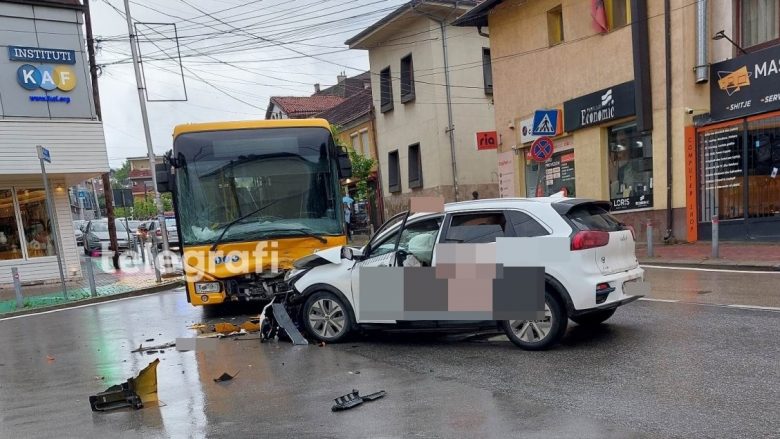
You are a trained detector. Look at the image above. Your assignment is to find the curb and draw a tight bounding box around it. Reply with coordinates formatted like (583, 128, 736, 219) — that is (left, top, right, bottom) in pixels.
(0, 280, 184, 319)
(639, 261, 780, 272)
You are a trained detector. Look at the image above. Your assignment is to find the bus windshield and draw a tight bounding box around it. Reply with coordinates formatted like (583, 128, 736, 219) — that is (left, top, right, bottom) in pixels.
(173, 126, 343, 246)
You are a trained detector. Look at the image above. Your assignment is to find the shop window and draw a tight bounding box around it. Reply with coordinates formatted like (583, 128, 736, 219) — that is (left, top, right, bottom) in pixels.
(408, 143, 423, 189)
(739, 0, 780, 49)
(0, 190, 23, 261)
(482, 48, 493, 94)
(746, 116, 780, 218)
(17, 189, 56, 258)
(380, 67, 394, 113)
(400, 54, 415, 103)
(606, 0, 631, 30)
(525, 149, 576, 198)
(547, 5, 564, 46)
(360, 130, 371, 157)
(699, 124, 745, 221)
(608, 124, 653, 211)
(388, 150, 401, 193)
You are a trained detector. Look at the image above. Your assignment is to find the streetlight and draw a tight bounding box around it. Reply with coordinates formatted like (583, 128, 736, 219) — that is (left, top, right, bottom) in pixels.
(712, 30, 748, 55)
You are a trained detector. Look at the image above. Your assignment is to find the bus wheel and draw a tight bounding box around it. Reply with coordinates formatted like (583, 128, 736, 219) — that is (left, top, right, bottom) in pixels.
(302, 291, 352, 343)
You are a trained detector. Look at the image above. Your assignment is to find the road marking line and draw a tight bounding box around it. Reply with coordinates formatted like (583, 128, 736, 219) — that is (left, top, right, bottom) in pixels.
(641, 265, 780, 274)
(639, 297, 780, 312)
(0, 288, 183, 322)
(727, 304, 780, 311)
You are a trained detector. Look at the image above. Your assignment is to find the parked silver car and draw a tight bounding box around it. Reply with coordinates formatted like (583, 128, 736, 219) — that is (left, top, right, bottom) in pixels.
(83, 219, 136, 255)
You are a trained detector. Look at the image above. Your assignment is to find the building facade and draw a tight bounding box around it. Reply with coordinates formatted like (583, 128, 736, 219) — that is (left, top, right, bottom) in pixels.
(457, 0, 780, 241)
(347, 0, 498, 216)
(316, 89, 385, 228)
(127, 155, 162, 201)
(0, 0, 109, 283)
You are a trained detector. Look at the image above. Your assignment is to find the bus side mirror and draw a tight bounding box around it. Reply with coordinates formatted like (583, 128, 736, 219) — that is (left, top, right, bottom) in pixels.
(338, 148, 352, 179)
(156, 163, 171, 193)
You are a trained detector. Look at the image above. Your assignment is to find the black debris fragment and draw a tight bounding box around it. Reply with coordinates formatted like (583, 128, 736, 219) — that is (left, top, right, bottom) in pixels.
(214, 371, 239, 383)
(332, 389, 386, 412)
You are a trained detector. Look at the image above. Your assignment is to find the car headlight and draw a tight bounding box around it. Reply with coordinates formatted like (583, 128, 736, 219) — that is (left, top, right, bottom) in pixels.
(195, 282, 221, 293)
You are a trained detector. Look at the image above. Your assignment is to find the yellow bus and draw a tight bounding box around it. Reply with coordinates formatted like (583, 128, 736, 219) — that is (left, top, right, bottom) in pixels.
(156, 119, 351, 306)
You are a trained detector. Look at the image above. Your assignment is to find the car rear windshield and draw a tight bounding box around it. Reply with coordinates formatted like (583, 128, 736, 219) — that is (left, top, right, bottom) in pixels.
(566, 204, 624, 232)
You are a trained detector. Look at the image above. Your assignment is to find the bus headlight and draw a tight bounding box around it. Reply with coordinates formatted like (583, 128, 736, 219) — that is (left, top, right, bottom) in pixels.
(195, 282, 221, 294)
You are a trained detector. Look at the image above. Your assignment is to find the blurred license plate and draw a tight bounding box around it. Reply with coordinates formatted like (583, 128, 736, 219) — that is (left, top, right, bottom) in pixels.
(623, 279, 650, 295)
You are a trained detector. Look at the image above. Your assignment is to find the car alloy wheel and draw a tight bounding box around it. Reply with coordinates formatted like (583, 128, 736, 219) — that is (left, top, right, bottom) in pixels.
(302, 291, 353, 343)
(502, 292, 567, 350)
(508, 304, 553, 343)
(308, 298, 346, 339)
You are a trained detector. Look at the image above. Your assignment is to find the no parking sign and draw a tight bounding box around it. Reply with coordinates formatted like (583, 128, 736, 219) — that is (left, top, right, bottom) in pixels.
(530, 137, 554, 162)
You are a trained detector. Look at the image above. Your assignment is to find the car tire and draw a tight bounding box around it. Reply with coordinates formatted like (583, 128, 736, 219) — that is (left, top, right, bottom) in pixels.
(302, 291, 353, 343)
(570, 308, 616, 326)
(502, 292, 567, 351)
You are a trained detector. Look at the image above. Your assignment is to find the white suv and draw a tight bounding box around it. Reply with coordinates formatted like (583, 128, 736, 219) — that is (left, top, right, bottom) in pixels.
(286, 197, 646, 350)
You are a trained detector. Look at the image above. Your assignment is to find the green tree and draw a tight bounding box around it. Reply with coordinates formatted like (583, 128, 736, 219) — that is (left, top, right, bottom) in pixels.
(112, 160, 131, 188)
(330, 124, 376, 202)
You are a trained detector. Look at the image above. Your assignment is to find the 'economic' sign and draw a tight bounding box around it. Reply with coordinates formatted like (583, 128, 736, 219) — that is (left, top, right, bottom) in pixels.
(563, 81, 635, 132)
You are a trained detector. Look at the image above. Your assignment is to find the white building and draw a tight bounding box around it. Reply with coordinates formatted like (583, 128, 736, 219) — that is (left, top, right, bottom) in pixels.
(0, 0, 108, 284)
(346, 0, 497, 215)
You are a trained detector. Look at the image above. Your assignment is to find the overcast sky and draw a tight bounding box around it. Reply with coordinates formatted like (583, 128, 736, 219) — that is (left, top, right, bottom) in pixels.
(91, 0, 406, 167)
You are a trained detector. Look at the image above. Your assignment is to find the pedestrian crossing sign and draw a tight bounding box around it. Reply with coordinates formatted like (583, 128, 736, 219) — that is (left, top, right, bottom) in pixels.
(531, 110, 562, 136)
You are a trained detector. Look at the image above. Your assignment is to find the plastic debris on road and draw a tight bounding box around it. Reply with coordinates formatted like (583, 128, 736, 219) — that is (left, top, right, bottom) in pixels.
(89, 359, 160, 412)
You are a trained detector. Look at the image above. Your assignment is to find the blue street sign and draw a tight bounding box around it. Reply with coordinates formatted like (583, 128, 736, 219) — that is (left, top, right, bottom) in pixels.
(531, 110, 560, 136)
(38, 146, 51, 163)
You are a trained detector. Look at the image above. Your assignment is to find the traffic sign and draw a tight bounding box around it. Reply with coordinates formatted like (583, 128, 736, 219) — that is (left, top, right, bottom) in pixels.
(530, 136, 555, 162)
(531, 110, 562, 136)
(37, 145, 51, 163)
(476, 130, 498, 150)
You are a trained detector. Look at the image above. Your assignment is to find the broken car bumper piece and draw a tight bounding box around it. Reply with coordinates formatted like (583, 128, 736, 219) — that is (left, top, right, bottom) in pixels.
(331, 389, 386, 412)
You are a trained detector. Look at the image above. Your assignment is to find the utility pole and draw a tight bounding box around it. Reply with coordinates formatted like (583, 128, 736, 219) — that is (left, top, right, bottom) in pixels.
(84, 0, 120, 268)
(122, 0, 170, 256)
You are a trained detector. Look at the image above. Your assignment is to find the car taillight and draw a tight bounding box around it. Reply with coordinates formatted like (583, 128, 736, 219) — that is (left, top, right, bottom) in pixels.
(156, 229, 162, 236)
(570, 231, 610, 250)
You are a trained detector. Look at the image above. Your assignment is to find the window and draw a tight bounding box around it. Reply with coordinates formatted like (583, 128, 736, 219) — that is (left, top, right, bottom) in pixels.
(388, 150, 401, 193)
(739, 0, 780, 49)
(398, 218, 441, 266)
(443, 212, 508, 243)
(400, 54, 415, 103)
(0, 190, 23, 261)
(482, 48, 493, 94)
(359, 130, 371, 157)
(608, 123, 654, 211)
(0, 188, 56, 261)
(547, 5, 564, 46)
(605, 0, 630, 30)
(408, 143, 422, 189)
(380, 67, 394, 112)
(350, 132, 359, 152)
(506, 210, 549, 237)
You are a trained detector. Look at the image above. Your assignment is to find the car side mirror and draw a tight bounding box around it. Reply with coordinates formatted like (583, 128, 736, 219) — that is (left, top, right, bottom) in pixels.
(341, 246, 354, 260)
(155, 163, 171, 193)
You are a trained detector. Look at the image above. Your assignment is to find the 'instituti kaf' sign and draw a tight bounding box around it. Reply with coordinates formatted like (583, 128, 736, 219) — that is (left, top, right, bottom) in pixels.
(8, 46, 77, 102)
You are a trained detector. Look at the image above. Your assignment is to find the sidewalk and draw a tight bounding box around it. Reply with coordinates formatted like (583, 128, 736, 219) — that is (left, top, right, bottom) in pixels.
(0, 252, 183, 316)
(637, 241, 780, 270)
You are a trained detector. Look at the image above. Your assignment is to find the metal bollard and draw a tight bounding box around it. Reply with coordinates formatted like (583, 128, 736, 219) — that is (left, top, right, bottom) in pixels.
(711, 215, 719, 259)
(646, 221, 654, 258)
(139, 236, 146, 264)
(150, 237, 162, 283)
(12, 267, 23, 309)
(85, 258, 97, 297)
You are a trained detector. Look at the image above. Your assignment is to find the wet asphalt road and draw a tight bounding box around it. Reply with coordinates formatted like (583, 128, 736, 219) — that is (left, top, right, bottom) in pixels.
(0, 267, 778, 438)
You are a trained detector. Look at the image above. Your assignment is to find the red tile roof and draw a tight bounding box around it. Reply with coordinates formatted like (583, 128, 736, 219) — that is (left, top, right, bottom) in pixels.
(315, 90, 373, 128)
(267, 95, 345, 119)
